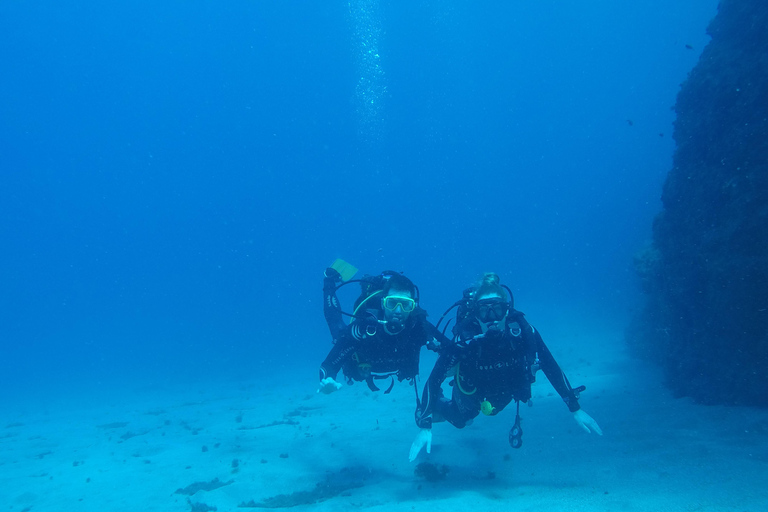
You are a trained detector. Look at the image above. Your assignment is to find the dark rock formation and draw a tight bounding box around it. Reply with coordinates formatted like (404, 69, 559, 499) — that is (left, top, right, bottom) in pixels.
(628, 0, 768, 406)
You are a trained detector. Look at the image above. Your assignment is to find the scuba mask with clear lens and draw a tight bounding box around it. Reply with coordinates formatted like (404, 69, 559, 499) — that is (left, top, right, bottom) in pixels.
(382, 295, 416, 313)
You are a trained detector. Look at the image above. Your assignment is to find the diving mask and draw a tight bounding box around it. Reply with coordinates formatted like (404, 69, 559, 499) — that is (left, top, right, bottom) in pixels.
(382, 295, 416, 313)
(475, 298, 509, 323)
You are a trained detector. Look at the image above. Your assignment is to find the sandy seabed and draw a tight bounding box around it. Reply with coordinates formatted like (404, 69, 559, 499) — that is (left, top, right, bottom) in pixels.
(2, 326, 767, 512)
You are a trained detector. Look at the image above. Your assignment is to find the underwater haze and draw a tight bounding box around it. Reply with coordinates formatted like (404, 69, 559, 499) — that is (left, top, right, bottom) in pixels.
(1, 1, 718, 399)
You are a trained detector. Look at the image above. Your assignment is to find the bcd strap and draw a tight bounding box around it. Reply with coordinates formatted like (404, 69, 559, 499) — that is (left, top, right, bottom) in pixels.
(509, 310, 540, 383)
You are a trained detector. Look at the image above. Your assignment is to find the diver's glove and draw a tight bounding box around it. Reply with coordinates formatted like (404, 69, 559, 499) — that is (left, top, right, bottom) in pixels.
(573, 409, 603, 435)
(408, 428, 432, 462)
(317, 377, 343, 394)
(323, 267, 342, 293)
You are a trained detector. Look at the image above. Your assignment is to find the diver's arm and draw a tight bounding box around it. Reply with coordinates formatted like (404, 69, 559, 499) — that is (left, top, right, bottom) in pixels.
(532, 328, 581, 412)
(398, 335, 422, 381)
(423, 320, 452, 352)
(414, 350, 454, 429)
(323, 268, 346, 343)
(409, 351, 452, 462)
(395, 318, 438, 381)
(319, 332, 355, 383)
(534, 330, 603, 434)
(410, 345, 457, 461)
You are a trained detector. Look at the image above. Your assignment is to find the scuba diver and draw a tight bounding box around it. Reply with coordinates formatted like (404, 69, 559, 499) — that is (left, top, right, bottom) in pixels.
(318, 260, 446, 395)
(409, 272, 602, 461)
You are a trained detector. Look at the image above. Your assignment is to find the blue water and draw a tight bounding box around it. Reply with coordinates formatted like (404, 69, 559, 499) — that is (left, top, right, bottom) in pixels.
(0, 1, 718, 397)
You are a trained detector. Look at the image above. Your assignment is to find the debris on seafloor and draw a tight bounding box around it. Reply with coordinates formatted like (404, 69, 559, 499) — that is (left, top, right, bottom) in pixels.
(414, 462, 450, 482)
(238, 466, 370, 508)
(175, 478, 234, 496)
(236, 419, 299, 430)
(187, 498, 217, 512)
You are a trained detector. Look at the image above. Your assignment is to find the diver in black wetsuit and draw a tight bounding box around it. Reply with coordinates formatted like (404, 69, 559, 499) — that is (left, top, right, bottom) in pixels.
(409, 272, 602, 461)
(318, 269, 445, 395)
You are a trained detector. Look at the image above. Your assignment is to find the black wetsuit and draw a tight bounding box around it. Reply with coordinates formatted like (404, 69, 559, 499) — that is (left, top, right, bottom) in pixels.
(319, 308, 433, 391)
(415, 309, 580, 429)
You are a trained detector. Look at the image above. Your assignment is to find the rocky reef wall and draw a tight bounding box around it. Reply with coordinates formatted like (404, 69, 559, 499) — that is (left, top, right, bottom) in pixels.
(628, 0, 768, 406)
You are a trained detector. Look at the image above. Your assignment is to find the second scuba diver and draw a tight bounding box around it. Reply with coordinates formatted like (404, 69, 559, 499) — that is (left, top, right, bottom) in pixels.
(409, 272, 602, 461)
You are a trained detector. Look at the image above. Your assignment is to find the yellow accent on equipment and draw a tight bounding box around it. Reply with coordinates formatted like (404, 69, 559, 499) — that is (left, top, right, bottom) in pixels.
(352, 290, 383, 318)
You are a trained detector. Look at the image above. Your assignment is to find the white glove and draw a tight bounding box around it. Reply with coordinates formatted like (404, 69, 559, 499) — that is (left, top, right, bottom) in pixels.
(317, 377, 342, 394)
(409, 428, 432, 462)
(573, 409, 603, 435)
